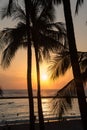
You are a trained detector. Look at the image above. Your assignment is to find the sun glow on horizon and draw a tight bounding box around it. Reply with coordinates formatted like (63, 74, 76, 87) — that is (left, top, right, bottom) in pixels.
(41, 73, 48, 81)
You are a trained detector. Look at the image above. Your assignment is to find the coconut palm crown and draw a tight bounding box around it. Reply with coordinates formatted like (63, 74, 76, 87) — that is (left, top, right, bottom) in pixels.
(0, 1, 67, 130)
(0, 2, 66, 68)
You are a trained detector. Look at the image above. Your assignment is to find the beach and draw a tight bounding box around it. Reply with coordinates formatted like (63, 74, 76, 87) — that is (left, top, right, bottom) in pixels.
(0, 90, 83, 130)
(0, 89, 80, 125)
(0, 119, 83, 130)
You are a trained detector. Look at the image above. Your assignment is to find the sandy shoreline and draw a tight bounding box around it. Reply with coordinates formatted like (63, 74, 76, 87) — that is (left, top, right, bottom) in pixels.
(0, 119, 83, 130)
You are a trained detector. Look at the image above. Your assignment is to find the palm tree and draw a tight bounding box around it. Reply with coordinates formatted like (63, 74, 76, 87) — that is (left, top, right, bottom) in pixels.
(6, 1, 35, 129)
(52, 68, 87, 119)
(62, 1, 87, 130)
(24, 1, 35, 130)
(31, 2, 56, 130)
(49, 50, 87, 79)
(41, 0, 87, 129)
(49, 50, 87, 118)
(0, 1, 66, 130)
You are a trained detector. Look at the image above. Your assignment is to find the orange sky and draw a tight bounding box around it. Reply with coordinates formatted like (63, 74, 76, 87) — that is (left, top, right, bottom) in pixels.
(0, 48, 73, 90)
(0, 0, 87, 90)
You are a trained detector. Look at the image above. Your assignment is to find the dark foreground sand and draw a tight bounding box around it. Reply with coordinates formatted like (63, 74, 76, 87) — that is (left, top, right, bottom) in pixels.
(0, 119, 83, 130)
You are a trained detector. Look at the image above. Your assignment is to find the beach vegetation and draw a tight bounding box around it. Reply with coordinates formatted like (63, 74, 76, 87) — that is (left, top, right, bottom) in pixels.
(0, 0, 87, 130)
(44, 0, 87, 129)
(0, 1, 67, 130)
(50, 54, 87, 118)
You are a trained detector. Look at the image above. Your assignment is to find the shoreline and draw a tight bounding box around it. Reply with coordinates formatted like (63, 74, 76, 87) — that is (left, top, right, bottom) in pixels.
(0, 116, 81, 126)
(0, 119, 83, 130)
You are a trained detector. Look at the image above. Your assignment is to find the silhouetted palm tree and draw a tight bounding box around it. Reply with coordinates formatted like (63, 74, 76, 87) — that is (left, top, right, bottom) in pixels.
(24, 1, 35, 130)
(0, 1, 66, 130)
(52, 68, 87, 119)
(49, 50, 87, 79)
(41, 0, 87, 129)
(62, 1, 87, 129)
(49, 50, 87, 118)
(2, 1, 35, 129)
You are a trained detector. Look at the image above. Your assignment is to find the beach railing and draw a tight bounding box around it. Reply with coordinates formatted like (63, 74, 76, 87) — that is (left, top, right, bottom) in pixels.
(0, 96, 82, 125)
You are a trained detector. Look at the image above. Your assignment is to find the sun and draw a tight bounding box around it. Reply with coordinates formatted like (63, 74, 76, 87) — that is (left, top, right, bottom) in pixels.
(41, 73, 48, 81)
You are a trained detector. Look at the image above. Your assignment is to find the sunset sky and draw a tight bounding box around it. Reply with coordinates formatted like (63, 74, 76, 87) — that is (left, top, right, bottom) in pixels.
(0, 0, 87, 90)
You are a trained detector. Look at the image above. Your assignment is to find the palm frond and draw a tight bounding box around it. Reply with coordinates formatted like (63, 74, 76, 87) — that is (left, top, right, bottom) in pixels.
(46, 22, 66, 40)
(32, 23, 66, 62)
(56, 80, 77, 97)
(38, 1, 55, 25)
(78, 51, 87, 62)
(51, 65, 87, 119)
(1, 39, 22, 68)
(52, 22, 66, 33)
(49, 50, 87, 80)
(1, 43, 17, 68)
(1, 0, 25, 22)
(81, 68, 87, 85)
(52, 79, 76, 118)
(46, 22, 68, 49)
(0, 22, 27, 44)
(75, 0, 84, 14)
(35, 22, 67, 53)
(48, 51, 71, 79)
(0, 22, 27, 68)
(30, 0, 42, 24)
(1, 0, 17, 18)
(38, 32, 64, 53)
(7, 0, 13, 14)
(11, 3, 26, 23)
(77, 51, 87, 72)
(0, 29, 13, 50)
(80, 59, 87, 72)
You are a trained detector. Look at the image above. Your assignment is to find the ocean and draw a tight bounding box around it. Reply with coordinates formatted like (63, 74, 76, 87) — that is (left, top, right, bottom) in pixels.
(0, 89, 80, 125)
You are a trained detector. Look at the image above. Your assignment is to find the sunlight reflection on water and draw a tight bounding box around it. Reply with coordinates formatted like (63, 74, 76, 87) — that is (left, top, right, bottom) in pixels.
(0, 90, 81, 124)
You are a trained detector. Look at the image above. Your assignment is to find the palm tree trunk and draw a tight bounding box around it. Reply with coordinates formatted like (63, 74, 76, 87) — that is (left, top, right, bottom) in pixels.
(62, 0, 87, 129)
(25, 0, 35, 130)
(35, 46, 45, 130)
